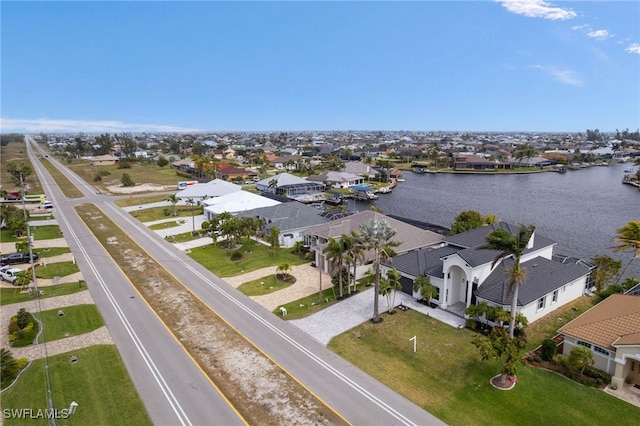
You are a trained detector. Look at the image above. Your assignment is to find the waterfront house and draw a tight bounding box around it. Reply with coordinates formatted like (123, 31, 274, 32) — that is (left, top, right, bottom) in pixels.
(384, 222, 592, 322)
(175, 179, 241, 204)
(236, 202, 331, 248)
(302, 211, 444, 277)
(307, 171, 364, 189)
(558, 294, 640, 389)
(203, 191, 280, 220)
(452, 154, 512, 171)
(255, 173, 325, 200)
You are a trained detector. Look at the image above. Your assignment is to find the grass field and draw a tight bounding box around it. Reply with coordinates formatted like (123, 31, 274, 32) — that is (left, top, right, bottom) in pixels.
(148, 220, 182, 230)
(0, 142, 43, 195)
(1, 345, 152, 426)
(188, 240, 309, 277)
(329, 309, 640, 425)
(34, 261, 80, 279)
(40, 158, 85, 198)
(32, 247, 72, 258)
(38, 304, 104, 342)
(67, 160, 183, 192)
(114, 194, 172, 207)
(0, 283, 87, 306)
(1, 226, 62, 243)
(129, 205, 202, 222)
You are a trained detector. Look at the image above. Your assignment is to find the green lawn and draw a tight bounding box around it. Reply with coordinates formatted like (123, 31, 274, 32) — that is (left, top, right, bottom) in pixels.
(38, 304, 104, 342)
(31, 225, 63, 240)
(1, 283, 87, 306)
(1, 345, 151, 426)
(67, 160, 182, 192)
(34, 261, 80, 279)
(32, 247, 71, 259)
(237, 274, 293, 296)
(149, 220, 182, 230)
(129, 205, 202, 222)
(328, 309, 640, 425)
(188, 240, 309, 277)
(1, 226, 60, 243)
(114, 193, 171, 207)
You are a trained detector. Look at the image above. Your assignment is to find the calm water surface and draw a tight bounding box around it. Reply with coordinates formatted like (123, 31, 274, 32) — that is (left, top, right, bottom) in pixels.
(358, 162, 640, 279)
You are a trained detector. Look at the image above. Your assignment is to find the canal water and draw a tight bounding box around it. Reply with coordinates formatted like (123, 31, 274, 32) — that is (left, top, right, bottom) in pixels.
(355, 162, 639, 280)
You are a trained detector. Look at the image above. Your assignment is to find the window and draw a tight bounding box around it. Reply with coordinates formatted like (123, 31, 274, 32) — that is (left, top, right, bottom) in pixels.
(593, 346, 609, 356)
(552, 290, 558, 304)
(537, 297, 545, 311)
(577, 340, 592, 349)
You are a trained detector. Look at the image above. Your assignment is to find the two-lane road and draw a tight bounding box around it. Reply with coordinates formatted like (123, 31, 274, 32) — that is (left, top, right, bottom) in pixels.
(28, 137, 445, 425)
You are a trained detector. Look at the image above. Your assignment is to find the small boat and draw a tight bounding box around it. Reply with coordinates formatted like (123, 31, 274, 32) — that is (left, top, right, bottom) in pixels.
(396, 178, 405, 182)
(624, 168, 634, 173)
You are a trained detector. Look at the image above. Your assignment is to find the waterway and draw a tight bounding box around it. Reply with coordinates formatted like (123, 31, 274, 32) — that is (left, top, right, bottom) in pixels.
(355, 162, 639, 280)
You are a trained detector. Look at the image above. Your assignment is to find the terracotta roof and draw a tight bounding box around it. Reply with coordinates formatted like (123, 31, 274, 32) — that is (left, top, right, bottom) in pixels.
(559, 294, 640, 350)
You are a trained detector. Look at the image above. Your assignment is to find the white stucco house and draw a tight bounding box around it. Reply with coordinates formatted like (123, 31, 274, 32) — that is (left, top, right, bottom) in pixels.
(385, 222, 593, 323)
(203, 191, 280, 220)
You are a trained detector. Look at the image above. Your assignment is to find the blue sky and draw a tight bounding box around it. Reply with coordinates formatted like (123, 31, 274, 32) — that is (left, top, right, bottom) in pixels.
(1, 1, 639, 133)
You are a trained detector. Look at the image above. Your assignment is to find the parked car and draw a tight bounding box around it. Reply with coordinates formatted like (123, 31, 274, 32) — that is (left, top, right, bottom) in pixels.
(41, 201, 53, 209)
(4, 192, 21, 201)
(0, 252, 39, 266)
(0, 266, 23, 284)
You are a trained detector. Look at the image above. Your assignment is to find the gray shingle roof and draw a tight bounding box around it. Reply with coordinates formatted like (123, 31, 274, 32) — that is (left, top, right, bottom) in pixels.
(444, 222, 556, 252)
(236, 203, 329, 232)
(475, 257, 590, 306)
(387, 245, 459, 278)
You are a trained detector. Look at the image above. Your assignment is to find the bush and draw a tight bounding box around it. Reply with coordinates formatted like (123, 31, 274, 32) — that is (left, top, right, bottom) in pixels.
(230, 251, 243, 261)
(541, 338, 557, 361)
(16, 308, 31, 329)
(121, 173, 135, 187)
(584, 365, 611, 382)
(117, 159, 132, 169)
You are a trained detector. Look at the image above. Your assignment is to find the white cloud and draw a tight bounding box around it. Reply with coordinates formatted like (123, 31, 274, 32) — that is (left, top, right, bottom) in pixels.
(530, 65, 583, 86)
(572, 24, 589, 31)
(496, 0, 577, 20)
(586, 30, 612, 41)
(0, 118, 200, 133)
(625, 43, 640, 54)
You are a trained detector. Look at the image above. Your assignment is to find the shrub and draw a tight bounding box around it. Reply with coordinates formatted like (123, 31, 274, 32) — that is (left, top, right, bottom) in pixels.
(8, 319, 20, 335)
(540, 338, 557, 361)
(121, 173, 135, 187)
(625, 376, 633, 384)
(465, 319, 477, 330)
(230, 251, 243, 261)
(610, 383, 618, 390)
(584, 365, 611, 382)
(16, 308, 31, 329)
(117, 159, 132, 169)
(533, 355, 542, 363)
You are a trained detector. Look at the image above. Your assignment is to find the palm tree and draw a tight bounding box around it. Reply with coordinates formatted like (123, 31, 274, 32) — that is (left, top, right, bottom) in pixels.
(185, 197, 196, 233)
(612, 220, 640, 284)
(343, 232, 365, 294)
(359, 219, 400, 323)
(413, 274, 437, 306)
(168, 194, 179, 216)
(478, 224, 536, 338)
(324, 237, 346, 298)
(385, 268, 402, 313)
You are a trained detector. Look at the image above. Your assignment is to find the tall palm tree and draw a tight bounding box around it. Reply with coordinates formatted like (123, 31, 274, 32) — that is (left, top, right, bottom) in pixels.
(324, 237, 346, 298)
(612, 220, 640, 284)
(478, 224, 535, 338)
(185, 197, 196, 233)
(168, 194, 179, 216)
(359, 219, 400, 323)
(343, 231, 365, 294)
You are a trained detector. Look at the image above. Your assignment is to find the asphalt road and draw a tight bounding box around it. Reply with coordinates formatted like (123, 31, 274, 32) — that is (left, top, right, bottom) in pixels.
(26, 137, 445, 426)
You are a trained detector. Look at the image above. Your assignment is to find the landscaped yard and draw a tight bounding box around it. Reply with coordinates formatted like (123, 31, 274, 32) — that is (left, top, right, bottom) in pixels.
(1, 226, 62, 243)
(39, 304, 104, 342)
(237, 274, 293, 296)
(1, 345, 151, 426)
(32, 247, 71, 259)
(188, 241, 309, 277)
(328, 309, 640, 425)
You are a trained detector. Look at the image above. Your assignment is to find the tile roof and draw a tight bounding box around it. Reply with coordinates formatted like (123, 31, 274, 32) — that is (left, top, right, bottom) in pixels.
(236, 203, 330, 232)
(444, 222, 556, 252)
(301, 210, 444, 253)
(475, 256, 590, 306)
(559, 294, 640, 350)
